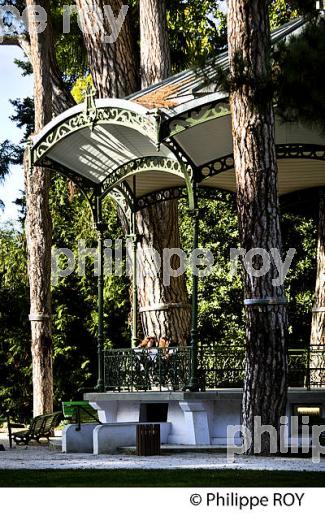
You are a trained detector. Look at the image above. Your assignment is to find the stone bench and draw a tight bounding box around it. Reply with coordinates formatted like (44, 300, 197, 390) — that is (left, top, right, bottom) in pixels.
(63, 422, 171, 454)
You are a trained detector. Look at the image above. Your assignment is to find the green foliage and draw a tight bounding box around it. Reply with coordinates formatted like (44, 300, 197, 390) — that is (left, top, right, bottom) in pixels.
(51, 0, 88, 84)
(9, 98, 34, 140)
(0, 140, 22, 178)
(71, 75, 93, 104)
(274, 18, 325, 133)
(49, 177, 131, 402)
(281, 206, 317, 343)
(269, 0, 299, 29)
(0, 227, 31, 421)
(166, 1, 227, 69)
(179, 192, 245, 346)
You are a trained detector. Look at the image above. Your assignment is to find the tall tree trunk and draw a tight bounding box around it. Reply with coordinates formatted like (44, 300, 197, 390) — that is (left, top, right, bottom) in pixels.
(25, 0, 53, 416)
(228, 0, 288, 454)
(140, 0, 171, 88)
(136, 201, 190, 345)
(138, 0, 190, 344)
(75, 0, 139, 97)
(76, 0, 191, 344)
(310, 189, 325, 385)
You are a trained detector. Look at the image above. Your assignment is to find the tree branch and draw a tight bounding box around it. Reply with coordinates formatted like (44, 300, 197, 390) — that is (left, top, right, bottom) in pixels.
(0, 34, 32, 61)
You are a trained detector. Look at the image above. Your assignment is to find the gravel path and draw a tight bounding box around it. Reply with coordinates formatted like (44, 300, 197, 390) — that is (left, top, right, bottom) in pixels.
(1, 435, 325, 471)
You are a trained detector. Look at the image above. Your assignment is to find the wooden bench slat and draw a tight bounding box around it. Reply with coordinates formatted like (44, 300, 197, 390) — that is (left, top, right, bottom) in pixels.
(7, 412, 62, 447)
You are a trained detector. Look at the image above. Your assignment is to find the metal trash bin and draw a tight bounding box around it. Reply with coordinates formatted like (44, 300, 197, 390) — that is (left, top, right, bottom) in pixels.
(136, 424, 161, 456)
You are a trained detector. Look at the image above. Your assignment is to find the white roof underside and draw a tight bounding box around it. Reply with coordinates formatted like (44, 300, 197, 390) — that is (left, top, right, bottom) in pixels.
(126, 170, 184, 197)
(33, 99, 325, 197)
(46, 124, 174, 185)
(31, 18, 325, 199)
(201, 160, 325, 196)
(174, 113, 325, 196)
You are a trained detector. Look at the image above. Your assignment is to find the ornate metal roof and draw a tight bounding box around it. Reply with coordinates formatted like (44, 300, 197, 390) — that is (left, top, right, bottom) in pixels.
(130, 17, 307, 109)
(30, 16, 325, 212)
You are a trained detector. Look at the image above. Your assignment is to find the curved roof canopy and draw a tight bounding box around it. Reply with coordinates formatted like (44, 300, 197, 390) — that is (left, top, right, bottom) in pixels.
(31, 17, 325, 211)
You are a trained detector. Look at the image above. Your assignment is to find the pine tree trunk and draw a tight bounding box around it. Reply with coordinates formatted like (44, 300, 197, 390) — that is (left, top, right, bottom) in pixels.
(25, 0, 53, 416)
(228, 0, 288, 454)
(310, 190, 325, 385)
(136, 201, 190, 345)
(140, 0, 171, 88)
(77, 0, 191, 344)
(75, 0, 139, 97)
(138, 0, 190, 344)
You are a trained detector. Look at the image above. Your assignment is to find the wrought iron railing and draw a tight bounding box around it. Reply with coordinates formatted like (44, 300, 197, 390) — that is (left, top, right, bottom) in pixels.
(104, 347, 192, 392)
(103, 344, 325, 392)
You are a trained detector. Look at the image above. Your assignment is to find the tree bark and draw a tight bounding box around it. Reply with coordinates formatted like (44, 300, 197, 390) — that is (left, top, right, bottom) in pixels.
(25, 0, 53, 416)
(310, 189, 325, 385)
(76, 0, 191, 344)
(136, 201, 190, 345)
(228, 0, 288, 455)
(75, 0, 139, 97)
(137, 0, 189, 344)
(140, 0, 171, 88)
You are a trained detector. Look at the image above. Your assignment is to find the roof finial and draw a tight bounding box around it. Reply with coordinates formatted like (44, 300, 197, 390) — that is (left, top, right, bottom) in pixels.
(83, 83, 98, 128)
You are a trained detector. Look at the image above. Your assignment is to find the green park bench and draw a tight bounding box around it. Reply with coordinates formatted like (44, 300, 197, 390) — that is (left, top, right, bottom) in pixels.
(7, 411, 62, 448)
(62, 401, 101, 431)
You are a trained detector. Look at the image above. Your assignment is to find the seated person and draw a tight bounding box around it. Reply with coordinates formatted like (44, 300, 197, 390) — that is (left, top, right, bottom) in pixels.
(136, 336, 157, 359)
(159, 336, 170, 357)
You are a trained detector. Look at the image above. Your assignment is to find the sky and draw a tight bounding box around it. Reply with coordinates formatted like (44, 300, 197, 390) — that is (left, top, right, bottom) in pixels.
(0, 46, 33, 227)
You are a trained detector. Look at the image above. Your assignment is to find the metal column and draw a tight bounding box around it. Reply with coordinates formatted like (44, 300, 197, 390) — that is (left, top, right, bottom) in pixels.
(131, 176, 138, 348)
(95, 195, 105, 392)
(189, 185, 200, 391)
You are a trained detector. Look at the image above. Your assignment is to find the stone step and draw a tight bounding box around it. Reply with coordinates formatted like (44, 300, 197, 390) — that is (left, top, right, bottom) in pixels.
(118, 445, 228, 455)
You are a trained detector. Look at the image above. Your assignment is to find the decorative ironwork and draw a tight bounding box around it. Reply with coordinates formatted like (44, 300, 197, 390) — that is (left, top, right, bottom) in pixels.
(164, 99, 230, 138)
(83, 84, 98, 128)
(136, 185, 233, 210)
(103, 344, 325, 392)
(164, 137, 197, 209)
(198, 345, 245, 390)
(199, 144, 325, 181)
(165, 137, 197, 172)
(33, 107, 160, 163)
(137, 187, 185, 210)
(150, 109, 162, 151)
(276, 143, 325, 161)
(104, 347, 192, 392)
(101, 156, 186, 198)
(200, 153, 234, 180)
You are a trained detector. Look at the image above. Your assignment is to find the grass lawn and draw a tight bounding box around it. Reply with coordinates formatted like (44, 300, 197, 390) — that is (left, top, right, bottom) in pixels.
(0, 469, 325, 487)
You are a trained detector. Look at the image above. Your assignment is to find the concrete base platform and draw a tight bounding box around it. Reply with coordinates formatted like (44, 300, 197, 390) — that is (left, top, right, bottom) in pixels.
(61, 389, 325, 454)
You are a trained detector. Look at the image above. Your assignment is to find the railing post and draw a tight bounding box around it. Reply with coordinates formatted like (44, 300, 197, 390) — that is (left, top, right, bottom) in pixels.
(131, 177, 138, 349)
(189, 186, 200, 391)
(307, 343, 311, 390)
(131, 230, 138, 349)
(95, 195, 105, 392)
